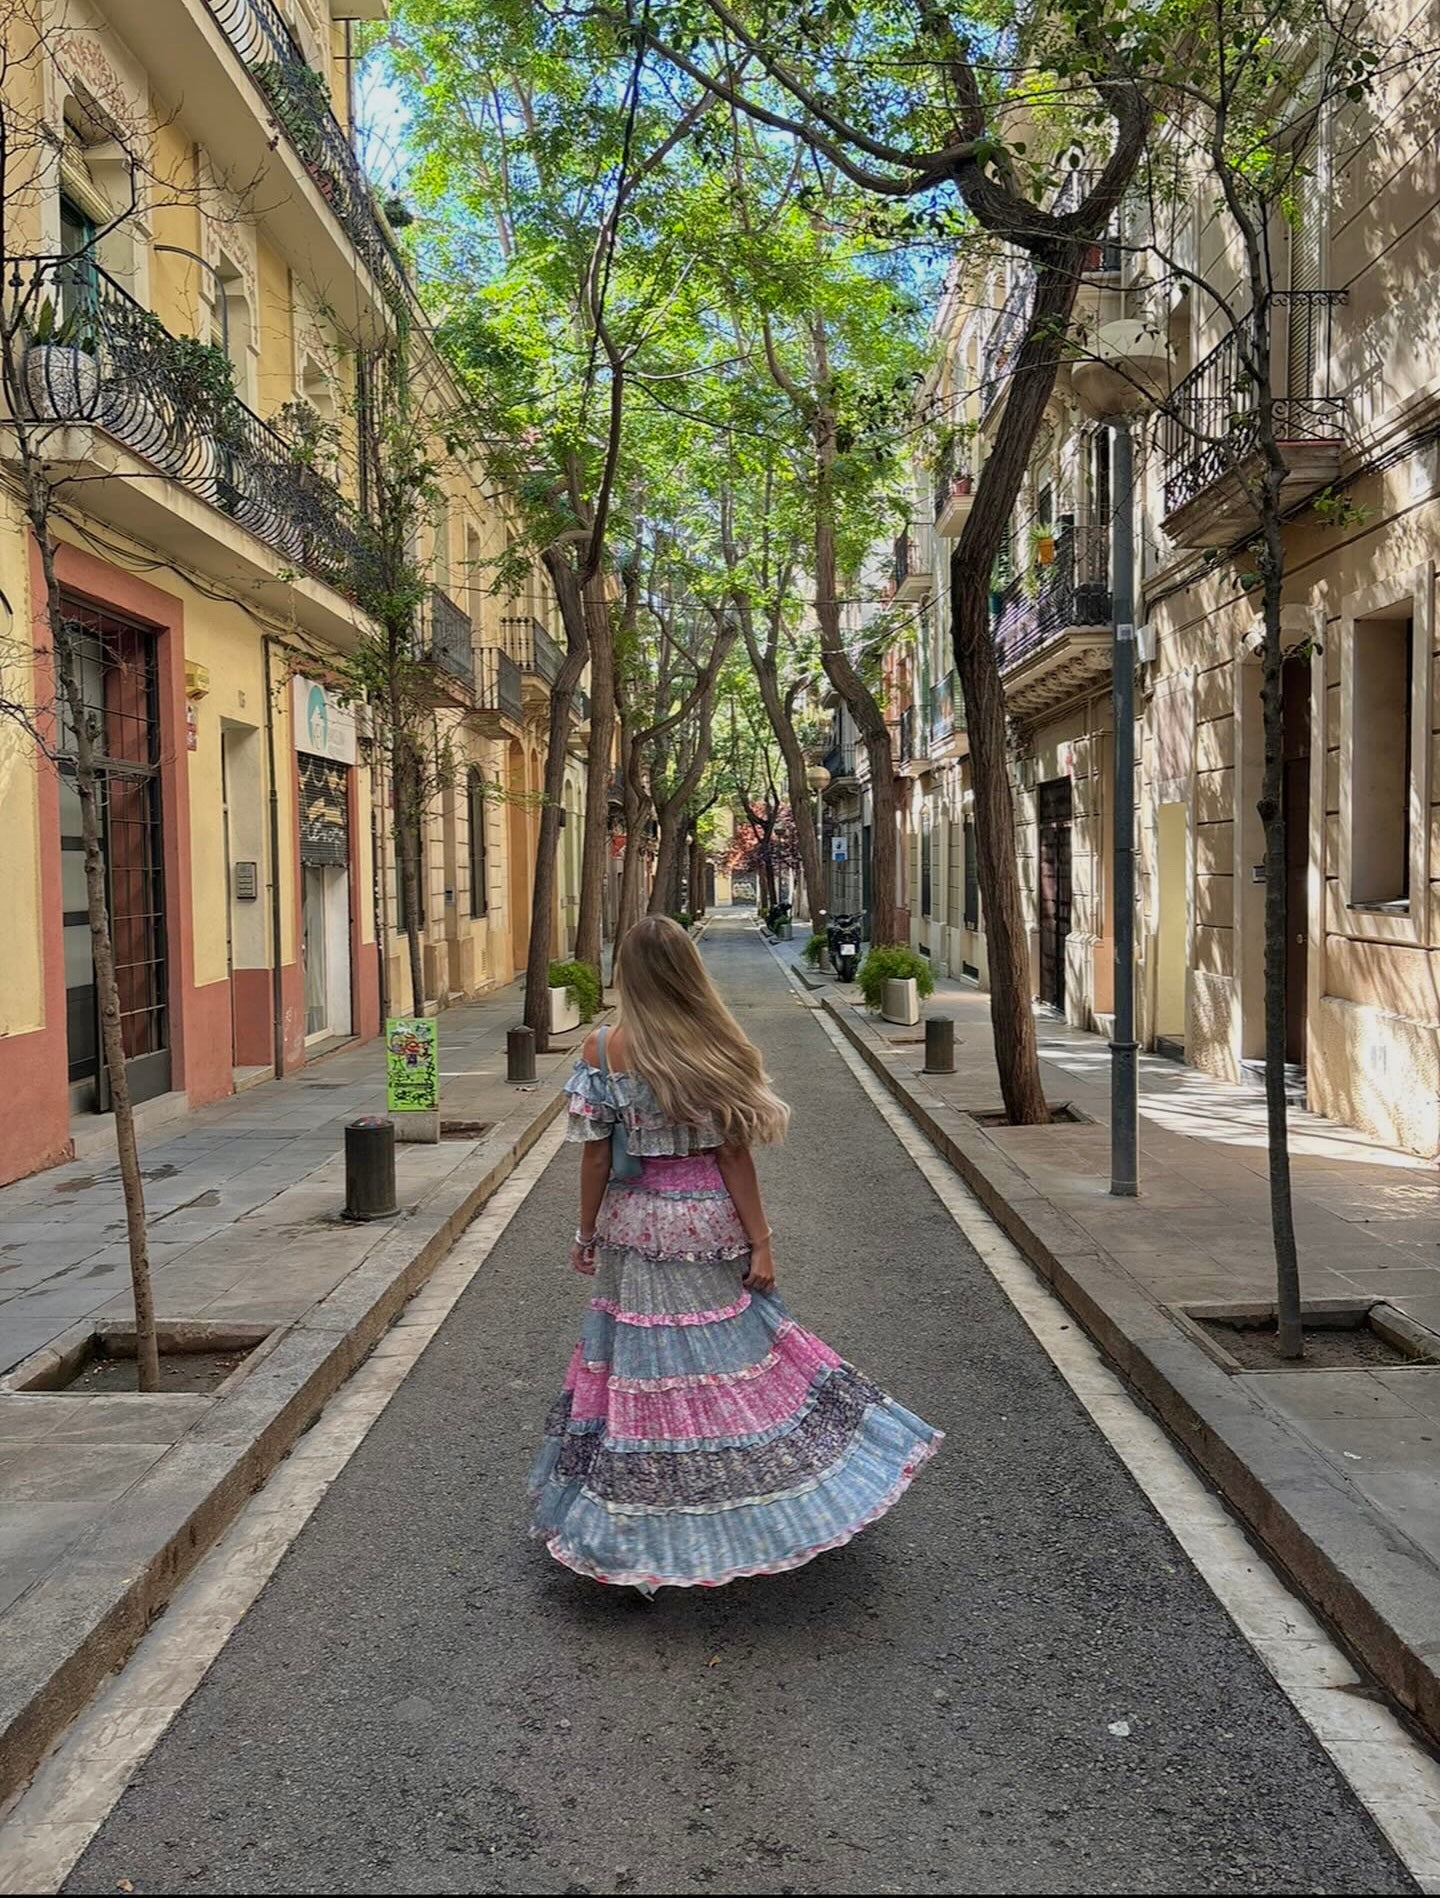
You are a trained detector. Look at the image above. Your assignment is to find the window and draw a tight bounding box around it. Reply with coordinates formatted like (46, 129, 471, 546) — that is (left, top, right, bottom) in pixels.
(467, 768, 488, 917)
(1350, 616, 1414, 906)
(963, 820, 980, 929)
(58, 196, 96, 321)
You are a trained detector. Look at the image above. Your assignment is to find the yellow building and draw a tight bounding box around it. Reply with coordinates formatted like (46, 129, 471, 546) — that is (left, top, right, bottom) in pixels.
(0, 1, 577, 1183)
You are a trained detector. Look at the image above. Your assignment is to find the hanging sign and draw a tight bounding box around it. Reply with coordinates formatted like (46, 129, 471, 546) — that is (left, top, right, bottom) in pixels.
(292, 675, 356, 764)
(386, 1017, 438, 1114)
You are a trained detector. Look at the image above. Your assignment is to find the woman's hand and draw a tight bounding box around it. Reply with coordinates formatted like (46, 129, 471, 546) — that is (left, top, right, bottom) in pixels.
(743, 1238, 776, 1295)
(570, 1234, 598, 1276)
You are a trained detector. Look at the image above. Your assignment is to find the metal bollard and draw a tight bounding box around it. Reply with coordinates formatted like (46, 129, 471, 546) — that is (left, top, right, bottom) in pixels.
(345, 1116, 397, 1221)
(506, 1025, 536, 1083)
(923, 1017, 955, 1075)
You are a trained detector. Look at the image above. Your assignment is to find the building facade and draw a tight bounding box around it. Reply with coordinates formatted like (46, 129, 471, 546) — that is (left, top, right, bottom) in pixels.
(0, 0, 580, 1184)
(881, 75, 1440, 1159)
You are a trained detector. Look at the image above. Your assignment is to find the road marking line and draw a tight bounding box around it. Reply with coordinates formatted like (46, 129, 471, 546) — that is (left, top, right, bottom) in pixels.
(799, 982, 1440, 1891)
(0, 1117, 570, 1898)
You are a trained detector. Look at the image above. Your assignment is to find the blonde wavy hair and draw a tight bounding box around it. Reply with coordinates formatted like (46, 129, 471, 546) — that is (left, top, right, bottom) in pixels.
(614, 917, 790, 1147)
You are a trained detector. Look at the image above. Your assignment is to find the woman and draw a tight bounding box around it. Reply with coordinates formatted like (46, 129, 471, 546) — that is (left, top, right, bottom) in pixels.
(530, 915, 941, 1593)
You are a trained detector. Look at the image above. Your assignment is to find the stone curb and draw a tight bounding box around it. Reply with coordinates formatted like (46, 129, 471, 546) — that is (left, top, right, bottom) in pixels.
(0, 1077, 567, 1809)
(810, 977, 1440, 1746)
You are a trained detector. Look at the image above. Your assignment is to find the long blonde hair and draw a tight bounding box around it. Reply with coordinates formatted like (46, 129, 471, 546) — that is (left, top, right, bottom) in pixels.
(614, 917, 790, 1146)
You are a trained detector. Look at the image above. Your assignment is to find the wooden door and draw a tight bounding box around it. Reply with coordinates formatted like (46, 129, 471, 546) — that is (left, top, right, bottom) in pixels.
(1038, 778, 1073, 1013)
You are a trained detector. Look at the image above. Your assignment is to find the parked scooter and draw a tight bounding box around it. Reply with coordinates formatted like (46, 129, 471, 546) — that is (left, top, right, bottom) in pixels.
(827, 913, 863, 983)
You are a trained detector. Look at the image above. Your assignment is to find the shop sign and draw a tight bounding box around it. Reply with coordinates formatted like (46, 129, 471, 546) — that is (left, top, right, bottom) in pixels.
(386, 1017, 438, 1114)
(292, 675, 356, 764)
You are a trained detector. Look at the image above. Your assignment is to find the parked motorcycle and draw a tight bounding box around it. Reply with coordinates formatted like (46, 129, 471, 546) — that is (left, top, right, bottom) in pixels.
(827, 913, 863, 983)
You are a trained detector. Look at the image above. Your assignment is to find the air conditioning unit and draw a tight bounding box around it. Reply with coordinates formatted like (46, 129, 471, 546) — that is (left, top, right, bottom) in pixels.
(1134, 623, 1158, 664)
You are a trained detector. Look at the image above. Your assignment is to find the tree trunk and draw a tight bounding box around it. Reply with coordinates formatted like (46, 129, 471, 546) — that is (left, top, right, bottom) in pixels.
(614, 727, 650, 952)
(393, 735, 425, 1015)
(43, 564, 160, 1391)
(947, 255, 1088, 1126)
(741, 621, 824, 929)
(575, 571, 615, 980)
(810, 388, 898, 945)
(649, 807, 686, 916)
(528, 552, 592, 1049)
(1259, 551, 1304, 1357)
(689, 825, 706, 915)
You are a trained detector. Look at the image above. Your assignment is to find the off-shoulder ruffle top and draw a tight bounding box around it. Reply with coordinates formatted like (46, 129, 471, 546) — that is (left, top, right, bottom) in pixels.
(563, 1058, 725, 1156)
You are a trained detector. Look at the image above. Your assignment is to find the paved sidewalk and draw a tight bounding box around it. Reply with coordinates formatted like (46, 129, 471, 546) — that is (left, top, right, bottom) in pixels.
(0, 978, 585, 1804)
(775, 933, 1440, 1744)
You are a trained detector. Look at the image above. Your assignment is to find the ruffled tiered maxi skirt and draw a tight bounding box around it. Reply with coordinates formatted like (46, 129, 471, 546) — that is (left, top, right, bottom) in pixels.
(529, 1153, 942, 1592)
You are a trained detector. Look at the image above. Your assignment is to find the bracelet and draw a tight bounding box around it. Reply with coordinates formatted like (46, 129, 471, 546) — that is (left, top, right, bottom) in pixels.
(751, 1228, 774, 1247)
(575, 1228, 597, 1249)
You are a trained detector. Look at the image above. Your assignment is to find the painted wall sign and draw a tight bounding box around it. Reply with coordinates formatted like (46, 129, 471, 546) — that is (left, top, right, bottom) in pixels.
(386, 1016, 438, 1114)
(291, 675, 356, 764)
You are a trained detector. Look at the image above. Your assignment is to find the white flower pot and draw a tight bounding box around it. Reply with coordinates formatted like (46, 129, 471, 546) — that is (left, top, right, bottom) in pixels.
(549, 984, 581, 1033)
(24, 344, 99, 421)
(100, 383, 167, 463)
(881, 977, 921, 1025)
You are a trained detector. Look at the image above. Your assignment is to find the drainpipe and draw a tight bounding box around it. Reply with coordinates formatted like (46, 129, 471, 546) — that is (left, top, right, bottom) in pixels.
(262, 635, 285, 1078)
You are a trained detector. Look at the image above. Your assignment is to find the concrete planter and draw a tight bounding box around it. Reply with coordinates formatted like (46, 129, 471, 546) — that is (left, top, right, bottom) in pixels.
(549, 984, 581, 1034)
(881, 977, 921, 1025)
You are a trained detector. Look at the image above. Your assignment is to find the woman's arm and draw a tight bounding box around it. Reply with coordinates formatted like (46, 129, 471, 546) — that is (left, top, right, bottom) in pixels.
(571, 1141, 611, 1275)
(715, 1142, 776, 1294)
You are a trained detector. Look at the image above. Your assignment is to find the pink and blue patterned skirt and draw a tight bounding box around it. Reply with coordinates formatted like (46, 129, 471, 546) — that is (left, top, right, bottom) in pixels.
(529, 1153, 942, 1592)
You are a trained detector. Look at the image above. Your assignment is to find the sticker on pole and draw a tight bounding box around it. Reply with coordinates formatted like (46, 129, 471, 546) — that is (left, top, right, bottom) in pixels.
(386, 1017, 437, 1114)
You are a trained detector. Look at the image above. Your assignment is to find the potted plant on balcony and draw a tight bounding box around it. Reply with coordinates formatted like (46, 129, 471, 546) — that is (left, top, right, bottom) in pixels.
(1031, 521, 1057, 567)
(249, 59, 328, 170)
(142, 333, 240, 495)
(22, 298, 99, 422)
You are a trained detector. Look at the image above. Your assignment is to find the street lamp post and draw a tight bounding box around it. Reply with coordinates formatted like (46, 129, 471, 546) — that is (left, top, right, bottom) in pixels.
(1070, 317, 1171, 1199)
(805, 764, 831, 930)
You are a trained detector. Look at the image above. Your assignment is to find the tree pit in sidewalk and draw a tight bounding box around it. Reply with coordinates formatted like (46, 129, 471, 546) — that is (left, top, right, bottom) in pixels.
(1185, 1302, 1440, 1373)
(968, 1102, 1094, 1127)
(7, 1321, 275, 1397)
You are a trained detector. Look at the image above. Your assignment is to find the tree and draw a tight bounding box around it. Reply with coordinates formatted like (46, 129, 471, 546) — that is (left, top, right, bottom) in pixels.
(1139, 0, 1403, 1356)
(386, 0, 717, 1043)
(626, 1, 1155, 1119)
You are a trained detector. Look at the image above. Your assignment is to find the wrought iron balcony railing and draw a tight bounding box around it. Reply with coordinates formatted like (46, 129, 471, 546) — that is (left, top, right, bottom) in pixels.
(1049, 168, 1123, 272)
(14, 258, 365, 596)
(203, 0, 407, 303)
(893, 531, 916, 591)
(1159, 292, 1346, 519)
(822, 740, 858, 784)
(426, 586, 475, 692)
(981, 273, 1033, 417)
(933, 447, 974, 526)
(992, 523, 1111, 671)
(898, 705, 927, 767)
(500, 613, 564, 686)
(474, 647, 522, 725)
(570, 687, 590, 722)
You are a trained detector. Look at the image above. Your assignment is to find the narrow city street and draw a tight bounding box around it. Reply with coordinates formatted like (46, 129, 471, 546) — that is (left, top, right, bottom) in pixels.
(61, 921, 1410, 1895)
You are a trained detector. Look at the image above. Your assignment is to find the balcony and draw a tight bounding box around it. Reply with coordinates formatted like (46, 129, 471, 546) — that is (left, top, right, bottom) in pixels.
(930, 670, 962, 749)
(9, 258, 366, 649)
(933, 451, 975, 539)
(992, 524, 1112, 723)
(1050, 168, 1123, 274)
(897, 706, 928, 772)
(103, 0, 405, 335)
(1159, 293, 1346, 547)
(566, 687, 590, 755)
(472, 647, 523, 734)
(425, 586, 475, 697)
(821, 740, 859, 791)
(500, 613, 564, 710)
(892, 531, 932, 604)
(981, 274, 1033, 422)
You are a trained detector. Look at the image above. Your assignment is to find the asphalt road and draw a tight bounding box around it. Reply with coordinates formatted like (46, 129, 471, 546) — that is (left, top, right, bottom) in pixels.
(68, 919, 1410, 1895)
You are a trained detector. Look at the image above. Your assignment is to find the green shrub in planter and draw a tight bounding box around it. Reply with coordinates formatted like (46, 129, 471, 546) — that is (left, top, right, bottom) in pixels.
(549, 958, 601, 1022)
(675, 910, 692, 930)
(801, 931, 827, 968)
(856, 944, 935, 1013)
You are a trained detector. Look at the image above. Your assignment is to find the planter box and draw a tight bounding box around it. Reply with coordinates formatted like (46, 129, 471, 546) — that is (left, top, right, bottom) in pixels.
(881, 977, 921, 1025)
(549, 984, 581, 1033)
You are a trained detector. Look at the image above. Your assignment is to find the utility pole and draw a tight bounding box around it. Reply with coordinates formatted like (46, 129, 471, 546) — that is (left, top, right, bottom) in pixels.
(1109, 417, 1139, 1198)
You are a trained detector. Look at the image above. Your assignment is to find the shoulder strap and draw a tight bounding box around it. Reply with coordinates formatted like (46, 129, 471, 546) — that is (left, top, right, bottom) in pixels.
(596, 1023, 609, 1077)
